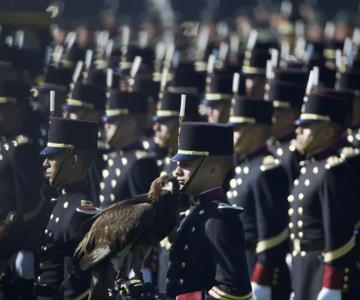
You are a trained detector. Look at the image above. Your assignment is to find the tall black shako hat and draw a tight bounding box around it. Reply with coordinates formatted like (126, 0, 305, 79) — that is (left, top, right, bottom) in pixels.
(64, 82, 107, 111)
(229, 97, 273, 125)
(266, 80, 306, 110)
(40, 117, 98, 156)
(172, 122, 234, 161)
(295, 93, 350, 126)
(102, 91, 148, 123)
(154, 92, 200, 122)
(0, 79, 30, 104)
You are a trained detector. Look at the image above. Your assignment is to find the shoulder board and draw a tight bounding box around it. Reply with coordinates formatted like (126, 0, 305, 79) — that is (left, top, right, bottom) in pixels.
(260, 155, 280, 172)
(340, 147, 360, 159)
(76, 200, 102, 215)
(135, 150, 148, 159)
(325, 155, 345, 169)
(289, 140, 297, 152)
(13, 135, 30, 147)
(216, 203, 243, 213)
(142, 140, 150, 150)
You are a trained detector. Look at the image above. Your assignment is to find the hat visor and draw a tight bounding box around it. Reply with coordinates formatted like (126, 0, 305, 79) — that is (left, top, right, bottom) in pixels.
(152, 115, 177, 123)
(294, 118, 319, 126)
(102, 115, 120, 123)
(40, 146, 66, 157)
(63, 103, 82, 112)
(171, 153, 203, 162)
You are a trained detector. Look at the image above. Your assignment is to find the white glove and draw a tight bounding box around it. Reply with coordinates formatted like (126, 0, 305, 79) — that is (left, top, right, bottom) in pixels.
(316, 288, 341, 300)
(251, 282, 271, 300)
(14, 250, 34, 279)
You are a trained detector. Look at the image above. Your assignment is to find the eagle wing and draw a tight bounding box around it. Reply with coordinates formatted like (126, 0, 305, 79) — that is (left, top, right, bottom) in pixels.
(75, 197, 157, 271)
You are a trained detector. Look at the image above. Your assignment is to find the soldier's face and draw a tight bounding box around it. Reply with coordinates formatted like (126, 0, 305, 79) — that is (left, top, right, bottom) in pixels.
(295, 122, 330, 154)
(153, 119, 178, 148)
(233, 124, 255, 154)
(207, 102, 230, 124)
(175, 159, 204, 194)
(43, 152, 71, 187)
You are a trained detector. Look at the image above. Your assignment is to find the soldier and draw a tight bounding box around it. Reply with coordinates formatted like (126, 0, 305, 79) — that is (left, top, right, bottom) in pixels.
(153, 91, 201, 176)
(0, 79, 42, 299)
(167, 122, 252, 300)
(35, 117, 99, 299)
(63, 82, 107, 123)
(62, 82, 108, 206)
(289, 92, 360, 300)
(100, 91, 159, 208)
(226, 98, 291, 300)
(152, 91, 201, 291)
(242, 45, 272, 98)
(337, 70, 360, 149)
(204, 71, 246, 124)
(266, 79, 307, 183)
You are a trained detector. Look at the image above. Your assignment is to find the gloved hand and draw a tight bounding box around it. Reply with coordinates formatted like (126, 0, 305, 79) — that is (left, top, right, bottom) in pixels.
(317, 288, 341, 300)
(110, 277, 159, 300)
(251, 282, 271, 300)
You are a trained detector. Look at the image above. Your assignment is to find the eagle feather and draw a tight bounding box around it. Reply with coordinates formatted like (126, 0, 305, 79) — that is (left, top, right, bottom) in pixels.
(74, 175, 179, 299)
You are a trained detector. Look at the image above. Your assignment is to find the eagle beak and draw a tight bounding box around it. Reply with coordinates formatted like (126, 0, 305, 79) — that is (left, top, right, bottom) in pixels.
(162, 181, 174, 194)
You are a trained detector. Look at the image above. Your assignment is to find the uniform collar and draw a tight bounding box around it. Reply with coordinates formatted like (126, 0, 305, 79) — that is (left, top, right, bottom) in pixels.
(60, 180, 88, 194)
(122, 141, 144, 152)
(308, 140, 343, 161)
(195, 187, 226, 203)
(237, 144, 268, 162)
(272, 130, 296, 143)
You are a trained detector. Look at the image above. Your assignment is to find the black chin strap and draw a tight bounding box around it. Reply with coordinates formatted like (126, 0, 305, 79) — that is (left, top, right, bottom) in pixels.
(52, 147, 74, 187)
(180, 155, 208, 193)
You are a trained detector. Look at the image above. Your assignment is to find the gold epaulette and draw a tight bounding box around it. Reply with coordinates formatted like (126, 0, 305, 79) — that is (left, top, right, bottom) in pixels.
(208, 286, 252, 300)
(324, 235, 356, 263)
(340, 146, 360, 159)
(260, 155, 280, 172)
(13, 135, 30, 147)
(217, 203, 243, 213)
(325, 155, 344, 169)
(135, 150, 147, 159)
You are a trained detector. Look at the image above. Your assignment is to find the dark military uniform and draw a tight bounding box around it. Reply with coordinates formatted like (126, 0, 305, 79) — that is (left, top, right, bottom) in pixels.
(268, 134, 303, 184)
(266, 79, 307, 184)
(99, 142, 159, 207)
(35, 117, 99, 299)
(100, 91, 159, 208)
(167, 122, 252, 300)
(35, 182, 93, 300)
(228, 98, 291, 300)
(0, 134, 42, 254)
(289, 93, 360, 300)
(167, 188, 252, 300)
(0, 80, 42, 259)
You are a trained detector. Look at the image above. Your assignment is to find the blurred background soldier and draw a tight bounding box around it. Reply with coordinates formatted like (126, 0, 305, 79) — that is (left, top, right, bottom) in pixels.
(0, 79, 42, 300)
(227, 98, 291, 300)
(290, 93, 360, 300)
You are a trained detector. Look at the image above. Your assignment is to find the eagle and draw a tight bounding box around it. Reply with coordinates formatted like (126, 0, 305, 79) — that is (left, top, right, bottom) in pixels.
(75, 175, 180, 299)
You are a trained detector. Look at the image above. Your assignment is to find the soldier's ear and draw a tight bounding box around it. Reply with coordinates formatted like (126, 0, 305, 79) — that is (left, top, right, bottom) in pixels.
(70, 153, 79, 167)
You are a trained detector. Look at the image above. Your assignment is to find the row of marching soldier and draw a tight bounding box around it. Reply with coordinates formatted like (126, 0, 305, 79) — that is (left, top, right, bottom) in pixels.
(1, 2, 360, 300)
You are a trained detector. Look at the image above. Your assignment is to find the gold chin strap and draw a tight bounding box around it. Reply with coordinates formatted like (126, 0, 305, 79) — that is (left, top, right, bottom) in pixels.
(51, 147, 74, 187)
(180, 155, 208, 193)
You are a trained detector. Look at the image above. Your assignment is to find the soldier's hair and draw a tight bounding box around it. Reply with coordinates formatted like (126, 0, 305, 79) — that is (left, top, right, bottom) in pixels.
(73, 149, 96, 171)
(207, 155, 234, 175)
(123, 113, 148, 134)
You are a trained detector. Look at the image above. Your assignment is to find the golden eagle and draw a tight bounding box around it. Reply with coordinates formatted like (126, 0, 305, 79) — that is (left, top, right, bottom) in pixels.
(75, 175, 180, 299)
